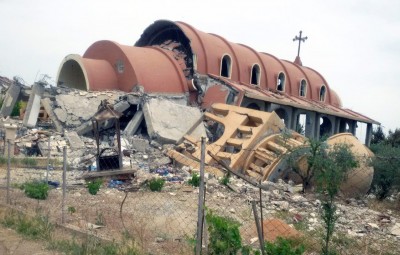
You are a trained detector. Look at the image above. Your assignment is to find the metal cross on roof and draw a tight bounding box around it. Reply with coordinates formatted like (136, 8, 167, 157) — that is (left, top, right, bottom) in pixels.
(293, 31, 308, 57)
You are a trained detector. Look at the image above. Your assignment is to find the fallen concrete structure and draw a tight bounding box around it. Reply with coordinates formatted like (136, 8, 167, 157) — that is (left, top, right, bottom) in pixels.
(0, 83, 21, 117)
(22, 83, 44, 127)
(168, 103, 374, 197)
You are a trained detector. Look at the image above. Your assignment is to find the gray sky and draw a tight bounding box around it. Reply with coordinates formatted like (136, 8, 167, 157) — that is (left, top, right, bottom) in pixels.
(1, 0, 399, 135)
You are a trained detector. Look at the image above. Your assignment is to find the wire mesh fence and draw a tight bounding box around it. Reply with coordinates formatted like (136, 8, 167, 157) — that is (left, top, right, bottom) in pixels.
(0, 131, 400, 255)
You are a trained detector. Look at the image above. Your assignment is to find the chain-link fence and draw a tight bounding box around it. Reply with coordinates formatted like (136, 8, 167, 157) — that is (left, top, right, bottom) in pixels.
(1, 132, 400, 255)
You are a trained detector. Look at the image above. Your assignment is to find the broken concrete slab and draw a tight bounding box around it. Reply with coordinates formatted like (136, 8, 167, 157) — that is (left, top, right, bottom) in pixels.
(41, 98, 64, 132)
(123, 110, 144, 137)
(113, 100, 130, 113)
(23, 83, 45, 127)
(65, 131, 85, 150)
(0, 83, 21, 117)
(143, 98, 206, 144)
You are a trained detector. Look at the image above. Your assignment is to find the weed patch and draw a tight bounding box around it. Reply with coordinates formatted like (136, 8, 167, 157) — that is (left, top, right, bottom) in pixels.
(22, 180, 49, 200)
(148, 178, 165, 192)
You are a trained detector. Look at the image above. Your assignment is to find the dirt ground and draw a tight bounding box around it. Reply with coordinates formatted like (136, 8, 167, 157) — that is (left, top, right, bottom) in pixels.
(0, 220, 60, 255)
(0, 167, 258, 255)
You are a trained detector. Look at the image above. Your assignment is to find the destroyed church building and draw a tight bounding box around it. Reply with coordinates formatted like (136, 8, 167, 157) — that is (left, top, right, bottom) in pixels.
(56, 20, 378, 145)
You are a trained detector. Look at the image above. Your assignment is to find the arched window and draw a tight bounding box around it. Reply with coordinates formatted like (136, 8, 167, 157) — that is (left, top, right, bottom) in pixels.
(299, 79, 307, 97)
(277, 72, 285, 91)
(250, 64, 261, 86)
(319, 85, 326, 102)
(220, 55, 232, 78)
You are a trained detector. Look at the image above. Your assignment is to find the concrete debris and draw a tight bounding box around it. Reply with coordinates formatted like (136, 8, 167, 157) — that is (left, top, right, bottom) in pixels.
(23, 83, 44, 128)
(143, 98, 206, 144)
(0, 83, 21, 117)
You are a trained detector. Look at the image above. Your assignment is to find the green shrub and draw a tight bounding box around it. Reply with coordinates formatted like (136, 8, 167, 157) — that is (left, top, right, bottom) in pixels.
(220, 174, 230, 186)
(11, 100, 27, 117)
(148, 177, 165, 192)
(206, 209, 242, 255)
(264, 237, 305, 255)
(370, 143, 400, 199)
(188, 173, 200, 187)
(87, 179, 103, 195)
(23, 181, 49, 200)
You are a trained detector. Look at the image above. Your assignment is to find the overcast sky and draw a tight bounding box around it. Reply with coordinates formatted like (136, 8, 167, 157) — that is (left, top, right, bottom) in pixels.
(0, 0, 399, 135)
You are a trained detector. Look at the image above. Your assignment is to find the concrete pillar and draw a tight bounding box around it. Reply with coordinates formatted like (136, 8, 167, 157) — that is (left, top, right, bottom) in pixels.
(285, 107, 294, 130)
(350, 120, 357, 135)
(365, 123, 372, 147)
(0, 84, 21, 117)
(333, 117, 340, 134)
(4, 123, 17, 157)
(265, 102, 272, 112)
(290, 108, 298, 131)
(314, 112, 321, 140)
(23, 83, 44, 127)
(305, 112, 316, 139)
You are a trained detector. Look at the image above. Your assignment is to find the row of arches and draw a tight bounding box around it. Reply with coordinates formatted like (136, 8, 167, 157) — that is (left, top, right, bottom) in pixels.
(220, 55, 327, 102)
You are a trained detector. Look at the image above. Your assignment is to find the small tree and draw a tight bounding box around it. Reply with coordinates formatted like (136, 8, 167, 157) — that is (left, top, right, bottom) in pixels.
(314, 143, 358, 255)
(370, 143, 400, 199)
(371, 125, 386, 145)
(289, 138, 327, 193)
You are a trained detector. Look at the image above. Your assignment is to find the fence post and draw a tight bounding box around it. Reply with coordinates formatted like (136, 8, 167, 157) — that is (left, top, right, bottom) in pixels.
(196, 137, 206, 255)
(6, 139, 11, 204)
(62, 146, 67, 224)
(46, 136, 50, 184)
(252, 200, 266, 255)
(259, 181, 264, 241)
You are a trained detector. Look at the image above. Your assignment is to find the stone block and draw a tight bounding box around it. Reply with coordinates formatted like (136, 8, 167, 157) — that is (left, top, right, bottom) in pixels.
(143, 98, 206, 144)
(65, 131, 85, 150)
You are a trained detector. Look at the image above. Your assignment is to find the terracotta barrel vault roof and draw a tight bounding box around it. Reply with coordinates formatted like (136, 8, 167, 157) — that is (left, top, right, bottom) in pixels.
(136, 20, 341, 106)
(57, 19, 378, 124)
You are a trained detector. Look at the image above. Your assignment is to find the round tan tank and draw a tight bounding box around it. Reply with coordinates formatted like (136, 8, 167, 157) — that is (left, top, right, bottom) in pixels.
(327, 133, 374, 197)
(242, 132, 373, 197)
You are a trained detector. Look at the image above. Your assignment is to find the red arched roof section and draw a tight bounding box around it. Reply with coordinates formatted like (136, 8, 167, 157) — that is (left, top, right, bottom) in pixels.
(258, 53, 283, 90)
(177, 23, 236, 78)
(227, 42, 263, 86)
(175, 21, 208, 72)
(281, 60, 309, 99)
(119, 45, 187, 93)
(84, 40, 138, 92)
(145, 46, 188, 93)
(329, 89, 342, 108)
(301, 66, 332, 104)
(81, 58, 118, 91)
(305, 66, 333, 103)
(83, 40, 187, 93)
(288, 62, 314, 99)
(208, 33, 241, 81)
(261, 52, 292, 93)
(237, 43, 269, 88)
